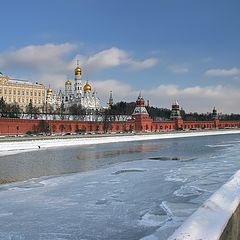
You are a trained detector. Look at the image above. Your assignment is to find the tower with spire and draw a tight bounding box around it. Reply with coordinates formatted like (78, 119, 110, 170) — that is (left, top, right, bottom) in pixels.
(65, 79, 72, 96)
(108, 91, 114, 108)
(74, 60, 83, 96)
(170, 100, 181, 119)
(132, 92, 152, 132)
(170, 100, 184, 130)
(212, 106, 220, 128)
(212, 107, 218, 120)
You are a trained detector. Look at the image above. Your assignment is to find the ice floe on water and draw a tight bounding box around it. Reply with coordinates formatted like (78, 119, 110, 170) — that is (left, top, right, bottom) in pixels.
(138, 212, 168, 227)
(0, 131, 240, 239)
(138, 202, 174, 228)
(165, 169, 188, 183)
(174, 185, 211, 198)
(207, 143, 236, 148)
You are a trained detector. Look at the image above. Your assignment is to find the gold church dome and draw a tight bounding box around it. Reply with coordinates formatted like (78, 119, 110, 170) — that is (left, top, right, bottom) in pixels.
(47, 88, 53, 95)
(84, 81, 91, 92)
(75, 66, 81, 75)
(65, 79, 72, 85)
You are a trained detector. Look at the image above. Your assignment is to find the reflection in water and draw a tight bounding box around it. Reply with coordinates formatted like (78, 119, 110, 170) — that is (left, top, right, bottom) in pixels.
(77, 142, 165, 160)
(0, 134, 233, 185)
(0, 141, 173, 184)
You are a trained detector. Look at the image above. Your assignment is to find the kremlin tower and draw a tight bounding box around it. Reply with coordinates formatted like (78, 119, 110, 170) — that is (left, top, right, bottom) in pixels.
(108, 91, 114, 108)
(74, 60, 83, 96)
(170, 100, 184, 130)
(170, 100, 181, 119)
(212, 107, 220, 128)
(132, 92, 152, 132)
(212, 107, 218, 120)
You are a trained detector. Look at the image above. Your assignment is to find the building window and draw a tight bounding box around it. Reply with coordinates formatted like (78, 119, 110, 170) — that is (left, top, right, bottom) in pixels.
(22, 90, 25, 95)
(30, 92, 33, 96)
(13, 89, 16, 95)
(18, 90, 20, 95)
(4, 89, 7, 94)
(26, 91, 29, 95)
(18, 98, 21, 102)
(34, 91, 37, 96)
(9, 89, 12, 94)
(38, 92, 41, 97)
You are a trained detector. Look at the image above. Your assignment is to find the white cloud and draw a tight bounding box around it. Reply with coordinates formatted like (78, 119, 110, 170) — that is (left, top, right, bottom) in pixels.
(205, 67, 240, 77)
(85, 48, 128, 70)
(168, 64, 189, 74)
(144, 84, 240, 113)
(79, 47, 158, 72)
(90, 79, 240, 113)
(0, 43, 77, 74)
(0, 44, 158, 88)
(89, 79, 138, 105)
(1, 43, 239, 113)
(0, 45, 159, 74)
(129, 58, 158, 70)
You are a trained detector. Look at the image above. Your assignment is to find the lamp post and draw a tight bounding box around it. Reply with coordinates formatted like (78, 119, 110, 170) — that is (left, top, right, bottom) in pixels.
(45, 101, 48, 121)
(16, 126, 19, 136)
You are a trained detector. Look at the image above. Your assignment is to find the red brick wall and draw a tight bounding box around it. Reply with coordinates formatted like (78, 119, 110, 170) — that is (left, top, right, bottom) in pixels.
(0, 118, 240, 135)
(151, 121, 176, 131)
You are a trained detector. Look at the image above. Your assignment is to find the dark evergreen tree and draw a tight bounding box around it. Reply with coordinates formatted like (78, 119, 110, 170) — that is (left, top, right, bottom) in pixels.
(0, 97, 7, 117)
(68, 104, 86, 119)
(26, 100, 40, 119)
(56, 102, 65, 120)
(7, 103, 22, 118)
(146, 106, 171, 120)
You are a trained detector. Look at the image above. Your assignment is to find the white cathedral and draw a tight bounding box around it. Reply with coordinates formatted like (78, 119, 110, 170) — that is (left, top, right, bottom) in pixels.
(46, 62, 102, 111)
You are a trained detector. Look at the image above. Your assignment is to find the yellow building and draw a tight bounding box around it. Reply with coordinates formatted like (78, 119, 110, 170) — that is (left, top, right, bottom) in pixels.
(0, 73, 47, 111)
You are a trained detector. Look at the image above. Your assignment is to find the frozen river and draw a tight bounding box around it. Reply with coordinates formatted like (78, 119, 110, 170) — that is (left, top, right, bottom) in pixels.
(0, 133, 240, 239)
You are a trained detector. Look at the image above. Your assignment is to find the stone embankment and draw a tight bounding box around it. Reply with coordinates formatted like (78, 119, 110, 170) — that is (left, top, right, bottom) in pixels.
(168, 170, 240, 240)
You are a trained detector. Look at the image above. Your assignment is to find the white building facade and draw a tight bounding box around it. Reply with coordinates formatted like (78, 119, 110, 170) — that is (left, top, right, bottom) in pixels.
(47, 62, 101, 112)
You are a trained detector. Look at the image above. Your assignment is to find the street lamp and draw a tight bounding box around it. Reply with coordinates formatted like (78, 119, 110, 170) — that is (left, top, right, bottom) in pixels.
(16, 126, 19, 136)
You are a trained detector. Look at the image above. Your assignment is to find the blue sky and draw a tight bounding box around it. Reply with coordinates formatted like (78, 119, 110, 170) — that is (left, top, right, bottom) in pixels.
(0, 0, 240, 113)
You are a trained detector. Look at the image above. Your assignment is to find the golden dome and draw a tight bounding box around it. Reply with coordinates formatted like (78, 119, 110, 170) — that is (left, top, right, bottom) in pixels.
(84, 81, 91, 92)
(75, 66, 81, 75)
(47, 88, 53, 94)
(65, 79, 72, 85)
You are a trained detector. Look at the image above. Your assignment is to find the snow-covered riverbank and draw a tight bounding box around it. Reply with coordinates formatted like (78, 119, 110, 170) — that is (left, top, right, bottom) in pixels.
(167, 169, 240, 240)
(0, 130, 240, 157)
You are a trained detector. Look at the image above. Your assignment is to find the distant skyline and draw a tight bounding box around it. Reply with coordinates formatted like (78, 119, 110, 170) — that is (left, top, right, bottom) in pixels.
(0, 0, 240, 113)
